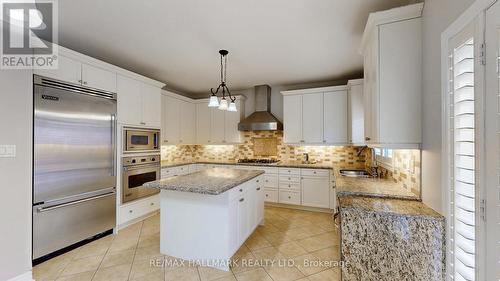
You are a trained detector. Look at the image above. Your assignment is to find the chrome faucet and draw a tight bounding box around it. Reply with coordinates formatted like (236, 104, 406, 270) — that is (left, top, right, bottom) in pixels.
(356, 146, 378, 177)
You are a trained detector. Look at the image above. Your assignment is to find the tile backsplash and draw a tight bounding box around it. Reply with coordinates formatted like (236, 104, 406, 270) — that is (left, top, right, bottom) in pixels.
(161, 131, 421, 198)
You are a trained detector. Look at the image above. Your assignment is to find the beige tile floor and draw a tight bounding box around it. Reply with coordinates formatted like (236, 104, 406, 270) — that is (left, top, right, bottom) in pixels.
(33, 206, 341, 281)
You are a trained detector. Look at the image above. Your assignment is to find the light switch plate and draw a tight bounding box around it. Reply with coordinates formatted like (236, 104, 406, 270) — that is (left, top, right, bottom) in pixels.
(0, 145, 16, 158)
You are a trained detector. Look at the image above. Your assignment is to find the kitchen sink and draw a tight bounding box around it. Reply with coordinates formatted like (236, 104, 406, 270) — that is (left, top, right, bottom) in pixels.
(339, 169, 373, 178)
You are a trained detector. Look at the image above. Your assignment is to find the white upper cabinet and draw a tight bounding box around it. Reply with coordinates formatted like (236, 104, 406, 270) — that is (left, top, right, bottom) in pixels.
(162, 95, 180, 144)
(283, 95, 303, 143)
(117, 74, 162, 127)
(194, 97, 245, 144)
(302, 93, 324, 143)
(117, 75, 142, 125)
(81, 63, 117, 93)
(360, 3, 423, 147)
(196, 103, 212, 144)
(35, 55, 117, 93)
(347, 79, 364, 144)
(141, 83, 162, 128)
(35, 55, 82, 85)
(282, 86, 348, 145)
(323, 90, 348, 144)
(180, 100, 196, 144)
(210, 108, 226, 143)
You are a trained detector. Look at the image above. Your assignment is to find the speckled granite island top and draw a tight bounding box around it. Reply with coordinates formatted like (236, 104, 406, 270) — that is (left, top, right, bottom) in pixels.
(335, 169, 419, 200)
(160, 160, 333, 170)
(143, 168, 264, 195)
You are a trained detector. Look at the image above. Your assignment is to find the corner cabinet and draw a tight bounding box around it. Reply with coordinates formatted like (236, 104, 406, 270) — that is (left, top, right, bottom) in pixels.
(360, 3, 423, 147)
(117, 75, 162, 128)
(282, 86, 348, 145)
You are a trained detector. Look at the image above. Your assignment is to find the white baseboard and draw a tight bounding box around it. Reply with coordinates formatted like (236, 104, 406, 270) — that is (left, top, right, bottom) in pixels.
(116, 210, 159, 231)
(7, 271, 33, 281)
(265, 202, 333, 214)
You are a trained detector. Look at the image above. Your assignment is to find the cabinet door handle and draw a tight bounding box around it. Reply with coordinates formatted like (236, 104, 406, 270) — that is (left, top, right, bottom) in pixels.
(78, 79, 82, 83)
(239, 198, 244, 202)
(265, 194, 269, 197)
(150, 203, 154, 206)
(256, 180, 260, 183)
(239, 189, 243, 192)
(288, 184, 291, 187)
(365, 137, 371, 141)
(129, 210, 133, 213)
(288, 196, 291, 199)
(323, 140, 326, 143)
(83, 81, 88, 85)
(313, 171, 317, 174)
(256, 187, 261, 191)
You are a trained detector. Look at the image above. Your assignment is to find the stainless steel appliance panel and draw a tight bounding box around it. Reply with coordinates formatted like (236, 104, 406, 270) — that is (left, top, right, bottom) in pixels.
(124, 128, 160, 153)
(32, 191, 116, 259)
(34, 83, 116, 204)
(122, 155, 160, 203)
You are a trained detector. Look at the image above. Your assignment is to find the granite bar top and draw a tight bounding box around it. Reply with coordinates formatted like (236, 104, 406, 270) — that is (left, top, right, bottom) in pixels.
(160, 160, 334, 170)
(338, 195, 443, 219)
(143, 168, 264, 195)
(335, 168, 419, 200)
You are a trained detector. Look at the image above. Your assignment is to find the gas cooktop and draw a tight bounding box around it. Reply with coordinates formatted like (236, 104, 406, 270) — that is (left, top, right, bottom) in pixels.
(237, 159, 280, 164)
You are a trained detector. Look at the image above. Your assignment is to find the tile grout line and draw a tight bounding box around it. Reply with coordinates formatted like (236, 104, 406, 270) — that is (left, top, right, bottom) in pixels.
(126, 221, 144, 281)
(90, 235, 115, 281)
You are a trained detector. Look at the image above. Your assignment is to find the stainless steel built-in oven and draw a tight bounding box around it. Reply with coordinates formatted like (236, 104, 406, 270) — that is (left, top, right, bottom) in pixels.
(124, 128, 160, 153)
(122, 154, 160, 203)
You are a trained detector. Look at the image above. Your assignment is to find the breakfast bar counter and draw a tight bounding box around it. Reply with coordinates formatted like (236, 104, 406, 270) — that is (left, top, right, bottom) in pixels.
(143, 168, 265, 271)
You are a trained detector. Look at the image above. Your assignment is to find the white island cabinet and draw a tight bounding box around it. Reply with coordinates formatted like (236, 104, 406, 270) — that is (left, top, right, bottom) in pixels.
(143, 168, 264, 271)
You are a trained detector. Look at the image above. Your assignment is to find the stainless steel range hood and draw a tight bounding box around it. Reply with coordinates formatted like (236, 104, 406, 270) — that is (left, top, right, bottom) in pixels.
(238, 85, 283, 131)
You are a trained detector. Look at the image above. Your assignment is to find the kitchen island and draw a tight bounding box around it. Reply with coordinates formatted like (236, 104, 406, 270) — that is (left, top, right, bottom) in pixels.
(143, 168, 265, 271)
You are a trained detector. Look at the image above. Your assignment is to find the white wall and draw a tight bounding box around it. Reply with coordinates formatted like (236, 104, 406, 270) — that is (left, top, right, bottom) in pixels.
(0, 69, 33, 279)
(421, 0, 474, 214)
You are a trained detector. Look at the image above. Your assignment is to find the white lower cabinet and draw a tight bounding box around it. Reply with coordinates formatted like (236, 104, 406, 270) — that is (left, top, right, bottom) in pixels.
(263, 188, 278, 203)
(119, 194, 159, 225)
(161, 165, 190, 178)
(301, 176, 330, 208)
(279, 190, 301, 205)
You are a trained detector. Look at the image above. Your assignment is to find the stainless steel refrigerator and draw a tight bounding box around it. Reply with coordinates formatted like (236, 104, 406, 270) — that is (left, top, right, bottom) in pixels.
(33, 75, 117, 259)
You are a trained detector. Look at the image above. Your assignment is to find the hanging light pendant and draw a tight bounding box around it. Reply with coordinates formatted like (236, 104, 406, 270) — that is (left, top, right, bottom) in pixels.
(209, 50, 237, 112)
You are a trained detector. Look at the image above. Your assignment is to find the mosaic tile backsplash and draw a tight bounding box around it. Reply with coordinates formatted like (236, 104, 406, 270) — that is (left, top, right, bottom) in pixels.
(161, 131, 421, 197)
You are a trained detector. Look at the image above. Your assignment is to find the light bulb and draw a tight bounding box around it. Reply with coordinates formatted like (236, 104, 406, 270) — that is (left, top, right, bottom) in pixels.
(218, 98, 228, 110)
(227, 101, 237, 112)
(208, 95, 219, 107)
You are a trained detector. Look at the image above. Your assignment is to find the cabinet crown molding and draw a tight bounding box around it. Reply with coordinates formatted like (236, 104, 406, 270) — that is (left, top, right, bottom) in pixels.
(281, 85, 348, 96)
(359, 2, 424, 54)
(347, 79, 364, 86)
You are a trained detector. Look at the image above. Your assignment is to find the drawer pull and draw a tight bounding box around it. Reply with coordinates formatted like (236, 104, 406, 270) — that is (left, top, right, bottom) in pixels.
(265, 180, 268, 182)
(313, 171, 317, 174)
(129, 210, 133, 213)
(288, 196, 291, 199)
(239, 198, 244, 202)
(256, 187, 261, 191)
(256, 180, 260, 183)
(288, 177, 291, 180)
(150, 203, 154, 206)
(265, 194, 269, 197)
(239, 189, 243, 192)
(288, 184, 291, 187)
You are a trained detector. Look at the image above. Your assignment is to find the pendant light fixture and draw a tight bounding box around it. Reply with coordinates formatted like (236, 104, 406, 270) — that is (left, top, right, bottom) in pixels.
(208, 50, 237, 112)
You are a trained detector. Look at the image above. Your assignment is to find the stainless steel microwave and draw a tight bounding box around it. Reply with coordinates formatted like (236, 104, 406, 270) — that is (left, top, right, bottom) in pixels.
(124, 128, 160, 153)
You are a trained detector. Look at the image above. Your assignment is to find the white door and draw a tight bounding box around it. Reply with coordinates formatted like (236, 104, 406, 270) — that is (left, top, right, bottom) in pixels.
(348, 83, 364, 144)
(224, 100, 242, 143)
(141, 83, 161, 128)
(485, 3, 500, 280)
(323, 90, 348, 144)
(301, 177, 330, 208)
(163, 96, 180, 144)
(35, 55, 82, 85)
(117, 75, 142, 125)
(302, 93, 324, 143)
(211, 108, 226, 143)
(81, 63, 117, 93)
(196, 103, 211, 144)
(179, 100, 196, 144)
(283, 95, 303, 143)
(237, 194, 249, 243)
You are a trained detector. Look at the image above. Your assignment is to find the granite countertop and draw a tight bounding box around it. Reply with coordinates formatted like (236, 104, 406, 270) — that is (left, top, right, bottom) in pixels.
(160, 160, 333, 170)
(143, 168, 264, 195)
(338, 195, 443, 219)
(335, 168, 419, 200)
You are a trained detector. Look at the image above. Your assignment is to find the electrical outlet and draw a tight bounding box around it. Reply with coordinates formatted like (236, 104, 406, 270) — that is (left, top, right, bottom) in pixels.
(0, 145, 16, 158)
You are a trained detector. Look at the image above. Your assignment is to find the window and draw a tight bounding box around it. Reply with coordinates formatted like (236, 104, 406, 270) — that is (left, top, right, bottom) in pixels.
(375, 148, 393, 168)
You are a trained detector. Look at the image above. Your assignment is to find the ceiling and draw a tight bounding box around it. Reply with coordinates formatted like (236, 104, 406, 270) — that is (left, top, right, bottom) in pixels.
(55, 0, 412, 97)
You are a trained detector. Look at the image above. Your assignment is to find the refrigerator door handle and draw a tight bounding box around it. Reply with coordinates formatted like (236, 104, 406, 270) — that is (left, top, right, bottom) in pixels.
(111, 114, 116, 177)
(36, 192, 116, 213)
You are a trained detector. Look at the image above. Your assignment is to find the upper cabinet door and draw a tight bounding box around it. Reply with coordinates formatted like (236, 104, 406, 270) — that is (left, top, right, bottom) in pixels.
(141, 83, 161, 128)
(81, 63, 117, 93)
(163, 96, 180, 144)
(302, 93, 324, 143)
(323, 90, 348, 144)
(35, 55, 82, 85)
(196, 103, 211, 144)
(347, 82, 364, 144)
(283, 95, 302, 143)
(117, 75, 142, 125)
(211, 108, 226, 143)
(225, 100, 242, 143)
(180, 100, 196, 144)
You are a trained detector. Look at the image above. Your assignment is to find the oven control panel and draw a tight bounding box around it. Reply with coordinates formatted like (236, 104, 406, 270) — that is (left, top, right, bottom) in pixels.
(122, 155, 160, 167)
